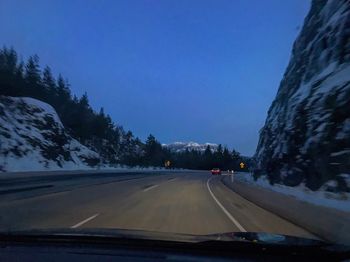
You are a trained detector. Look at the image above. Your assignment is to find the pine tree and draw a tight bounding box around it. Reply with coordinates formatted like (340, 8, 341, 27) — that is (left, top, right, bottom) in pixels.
(223, 147, 231, 169)
(144, 134, 163, 166)
(42, 66, 56, 104)
(79, 92, 89, 109)
(25, 55, 42, 97)
(0, 47, 20, 96)
(56, 74, 71, 103)
(13, 60, 25, 96)
(4, 47, 17, 75)
(203, 145, 213, 169)
(42, 66, 56, 90)
(99, 107, 105, 117)
(15, 60, 24, 81)
(213, 144, 224, 168)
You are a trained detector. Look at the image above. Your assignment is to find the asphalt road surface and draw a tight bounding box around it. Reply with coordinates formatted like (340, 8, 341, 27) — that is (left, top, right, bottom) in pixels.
(0, 171, 316, 239)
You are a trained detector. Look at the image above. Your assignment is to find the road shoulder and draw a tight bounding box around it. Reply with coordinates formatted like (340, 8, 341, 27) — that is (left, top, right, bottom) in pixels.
(221, 175, 350, 245)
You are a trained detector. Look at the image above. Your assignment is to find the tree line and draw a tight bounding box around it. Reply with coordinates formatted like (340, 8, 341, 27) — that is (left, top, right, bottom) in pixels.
(0, 46, 250, 170)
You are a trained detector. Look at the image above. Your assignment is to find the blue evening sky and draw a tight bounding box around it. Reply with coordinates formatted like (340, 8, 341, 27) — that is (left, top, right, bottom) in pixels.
(0, 0, 310, 156)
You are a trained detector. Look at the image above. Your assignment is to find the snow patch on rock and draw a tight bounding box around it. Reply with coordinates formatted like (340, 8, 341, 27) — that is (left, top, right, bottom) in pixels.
(0, 96, 101, 172)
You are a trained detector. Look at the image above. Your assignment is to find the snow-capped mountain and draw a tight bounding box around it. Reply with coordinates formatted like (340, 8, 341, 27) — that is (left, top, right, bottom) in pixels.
(255, 0, 350, 192)
(162, 142, 218, 153)
(0, 96, 101, 172)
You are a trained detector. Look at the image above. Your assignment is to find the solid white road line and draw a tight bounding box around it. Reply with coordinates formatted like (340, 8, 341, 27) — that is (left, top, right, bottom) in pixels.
(71, 213, 99, 228)
(206, 177, 247, 232)
(143, 184, 159, 192)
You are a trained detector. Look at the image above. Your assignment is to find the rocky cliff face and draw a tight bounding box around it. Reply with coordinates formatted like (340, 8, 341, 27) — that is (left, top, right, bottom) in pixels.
(0, 96, 101, 172)
(255, 0, 350, 192)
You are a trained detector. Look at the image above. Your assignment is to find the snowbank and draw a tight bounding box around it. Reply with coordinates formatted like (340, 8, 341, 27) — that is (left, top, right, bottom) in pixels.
(234, 172, 350, 212)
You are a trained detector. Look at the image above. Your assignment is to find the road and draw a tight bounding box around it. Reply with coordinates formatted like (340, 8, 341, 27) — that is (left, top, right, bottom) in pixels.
(0, 171, 316, 239)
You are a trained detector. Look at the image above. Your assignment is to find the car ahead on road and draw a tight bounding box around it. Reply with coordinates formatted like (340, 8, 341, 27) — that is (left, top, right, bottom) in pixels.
(211, 168, 221, 175)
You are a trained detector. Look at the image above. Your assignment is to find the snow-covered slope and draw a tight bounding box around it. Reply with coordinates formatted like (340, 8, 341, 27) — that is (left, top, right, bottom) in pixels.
(255, 0, 350, 192)
(0, 96, 101, 172)
(162, 142, 218, 153)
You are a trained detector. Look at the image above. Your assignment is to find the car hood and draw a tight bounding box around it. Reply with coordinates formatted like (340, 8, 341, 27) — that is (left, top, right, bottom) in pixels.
(0, 228, 339, 247)
(1, 228, 349, 259)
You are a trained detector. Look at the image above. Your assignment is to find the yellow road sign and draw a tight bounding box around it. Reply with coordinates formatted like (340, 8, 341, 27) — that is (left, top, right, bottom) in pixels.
(165, 160, 171, 167)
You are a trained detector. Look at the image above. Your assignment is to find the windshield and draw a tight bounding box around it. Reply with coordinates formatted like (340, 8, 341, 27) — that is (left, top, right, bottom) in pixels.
(0, 0, 349, 249)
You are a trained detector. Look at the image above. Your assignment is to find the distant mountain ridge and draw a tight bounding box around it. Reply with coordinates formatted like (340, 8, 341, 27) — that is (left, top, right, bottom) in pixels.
(162, 142, 219, 153)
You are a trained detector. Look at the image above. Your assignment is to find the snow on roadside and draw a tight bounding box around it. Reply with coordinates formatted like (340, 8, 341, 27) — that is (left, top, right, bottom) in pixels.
(234, 172, 350, 212)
